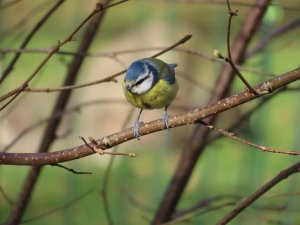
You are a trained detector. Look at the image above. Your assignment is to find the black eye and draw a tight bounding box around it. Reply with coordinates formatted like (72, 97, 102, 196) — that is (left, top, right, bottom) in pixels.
(135, 75, 149, 86)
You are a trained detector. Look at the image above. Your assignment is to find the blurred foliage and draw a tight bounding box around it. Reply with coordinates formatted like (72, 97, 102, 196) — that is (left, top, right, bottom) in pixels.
(1, 0, 300, 224)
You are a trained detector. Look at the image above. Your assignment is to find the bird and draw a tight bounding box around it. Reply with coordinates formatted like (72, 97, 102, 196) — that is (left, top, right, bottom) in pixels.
(123, 58, 178, 139)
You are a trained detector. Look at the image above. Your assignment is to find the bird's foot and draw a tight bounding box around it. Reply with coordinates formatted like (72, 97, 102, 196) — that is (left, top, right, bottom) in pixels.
(163, 113, 170, 131)
(134, 120, 142, 140)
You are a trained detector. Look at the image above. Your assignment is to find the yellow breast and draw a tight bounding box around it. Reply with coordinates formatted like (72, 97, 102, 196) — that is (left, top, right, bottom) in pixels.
(123, 79, 178, 109)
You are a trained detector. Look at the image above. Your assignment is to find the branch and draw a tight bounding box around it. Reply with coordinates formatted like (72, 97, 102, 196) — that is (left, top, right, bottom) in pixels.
(2, 2, 117, 224)
(245, 16, 300, 59)
(0, 0, 23, 12)
(1, 99, 125, 152)
(0, 0, 129, 111)
(172, 195, 240, 219)
(99, 108, 136, 225)
(167, 0, 300, 11)
(0, 185, 13, 205)
(1, 67, 299, 166)
(152, 0, 272, 223)
(0, 0, 66, 84)
(224, 0, 257, 94)
(208, 87, 285, 143)
(50, 163, 92, 175)
(0, 34, 191, 97)
(216, 160, 300, 225)
(21, 189, 93, 223)
(0, 46, 276, 77)
(199, 121, 300, 155)
(18, 35, 192, 93)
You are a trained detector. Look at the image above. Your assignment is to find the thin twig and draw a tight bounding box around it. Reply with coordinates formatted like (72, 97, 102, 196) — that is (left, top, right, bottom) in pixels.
(0, 0, 66, 84)
(225, 0, 257, 95)
(14, 35, 192, 94)
(0, 1, 51, 41)
(79, 136, 136, 157)
(208, 87, 286, 143)
(216, 160, 300, 225)
(245, 16, 300, 59)
(0, 46, 276, 77)
(162, 202, 236, 225)
(0, 0, 129, 111)
(199, 121, 300, 155)
(99, 108, 135, 225)
(0, 185, 14, 205)
(0, 0, 23, 11)
(50, 163, 92, 175)
(173, 195, 240, 219)
(0, 83, 28, 111)
(21, 189, 94, 223)
(166, 0, 300, 12)
(1, 99, 125, 152)
(2, 2, 119, 224)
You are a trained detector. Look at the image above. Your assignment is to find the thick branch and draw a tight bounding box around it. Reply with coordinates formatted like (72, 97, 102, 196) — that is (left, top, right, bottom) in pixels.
(1, 67, 299, 166)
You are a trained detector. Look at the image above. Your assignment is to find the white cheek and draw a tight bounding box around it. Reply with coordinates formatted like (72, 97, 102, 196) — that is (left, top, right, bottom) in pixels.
(132, 74, 154, 94)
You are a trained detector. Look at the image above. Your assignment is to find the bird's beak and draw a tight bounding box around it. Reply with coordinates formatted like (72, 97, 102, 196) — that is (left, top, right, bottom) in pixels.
(125, 81, 134, 92)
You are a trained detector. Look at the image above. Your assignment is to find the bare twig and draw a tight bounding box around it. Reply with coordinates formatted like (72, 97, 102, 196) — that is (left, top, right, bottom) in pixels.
(3, 2, 117, 224)
(225, 0, 257, 95)
(173, 195, 240, 219)
(80, 136, 136, 157)
(1, 99, 125, 152)
(162, 202, 236, 225)
(13, 35, 192, 94)
(0, 185, 14, 205)
(0, 1, 51, 42)
(216, 160, 300, 225)
(167, 0, 300, 11)
(0, 0, 129, 111)
(245, 17, 300, 59)
(0, 46, 277, 78)
(209, 88, 282, 143)
(99, 108, 135, 225)
(50, 163, 92, 175)
(0, 0, 66, 84)
(0, 0, 23, 11)
(199, 120, 300, 155)
(21, 189, 93, 223)
(0, 84, 28, 111)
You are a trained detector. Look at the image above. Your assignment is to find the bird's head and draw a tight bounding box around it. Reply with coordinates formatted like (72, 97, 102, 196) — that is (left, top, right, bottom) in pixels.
(124, 59, 159, 95)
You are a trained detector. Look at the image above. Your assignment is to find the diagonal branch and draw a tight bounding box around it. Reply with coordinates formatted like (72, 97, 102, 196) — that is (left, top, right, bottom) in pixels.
(1, 67, 299, 166)
(245, 16, 300, 59)
(152, 0, 272, 223)
(0, 0, 129, 111)
(2, 1, 114, 224)
(0, 0, 66, 84)
(16, 34, 192, 93)
(216, 160, 300, 225)
(199, 120, 300, 155)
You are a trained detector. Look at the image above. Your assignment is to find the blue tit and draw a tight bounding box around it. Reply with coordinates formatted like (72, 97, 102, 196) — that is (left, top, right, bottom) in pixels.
(123, 58, 178, 139)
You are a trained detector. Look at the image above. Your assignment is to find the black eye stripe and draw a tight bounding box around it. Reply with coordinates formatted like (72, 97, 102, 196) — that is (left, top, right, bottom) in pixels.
(135, 75, 149, 86)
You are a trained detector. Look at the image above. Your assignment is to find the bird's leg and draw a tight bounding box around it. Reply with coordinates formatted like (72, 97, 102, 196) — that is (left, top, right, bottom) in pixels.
(134, 109, 143, 140)
(163, 106, 170, 131)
